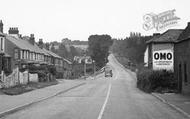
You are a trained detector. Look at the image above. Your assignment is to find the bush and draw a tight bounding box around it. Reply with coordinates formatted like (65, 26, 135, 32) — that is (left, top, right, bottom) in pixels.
(27, 65, 57, 82)
(137, 68, 177, 93)
(47, 65, 56, 76)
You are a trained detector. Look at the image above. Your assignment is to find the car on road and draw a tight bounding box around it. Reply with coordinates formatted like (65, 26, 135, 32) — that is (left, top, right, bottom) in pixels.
(104, 66, 113, 77)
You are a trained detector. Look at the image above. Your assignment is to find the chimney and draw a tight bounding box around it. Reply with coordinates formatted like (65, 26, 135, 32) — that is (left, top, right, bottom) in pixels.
(38, 38, 43, 49)
(29, 34, 35, 45)
(0, 20, 3, 33)
(188, 22, 190, 26)
(8, 27, 19, 35)
(45, 43, 50, 50)
(19, 34, 22, 38)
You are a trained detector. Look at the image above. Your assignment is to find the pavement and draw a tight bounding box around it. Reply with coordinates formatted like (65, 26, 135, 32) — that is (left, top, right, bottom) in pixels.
(152, 93, 190, 118)
(1, 54, 190, 119)
(0, 80, 86, 118)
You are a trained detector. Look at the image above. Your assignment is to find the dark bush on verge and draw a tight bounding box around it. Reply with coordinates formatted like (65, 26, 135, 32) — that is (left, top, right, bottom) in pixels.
(137, 68, 177, 93)
(26, 65, 57, 82)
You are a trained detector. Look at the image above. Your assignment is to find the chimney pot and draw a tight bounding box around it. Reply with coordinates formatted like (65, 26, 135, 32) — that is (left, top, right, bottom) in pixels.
(38, 38, 43, 49)
(0, 20, 3, 33)
(29, 34, 35, 45)
(8, 27, 19, 35)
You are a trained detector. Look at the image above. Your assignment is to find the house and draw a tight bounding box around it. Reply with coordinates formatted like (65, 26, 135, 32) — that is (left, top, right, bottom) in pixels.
(37, 38, 64, 78)
(0, 20, 5, 73)
(1, 23, 64, 78)
(174, 22, 190, 94)
(72, 56, 94, 78)
(4, 29, 50, 73)
(62, 58, 72, 78)
(145, 29, 183, 71)
(42, 47, 64, 78)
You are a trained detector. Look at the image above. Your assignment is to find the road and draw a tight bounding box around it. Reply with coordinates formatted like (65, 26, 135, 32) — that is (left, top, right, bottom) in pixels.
(1, 54, 188, 119)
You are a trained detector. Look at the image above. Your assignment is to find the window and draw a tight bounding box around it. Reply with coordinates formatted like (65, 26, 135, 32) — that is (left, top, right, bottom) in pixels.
(20, 50, 22, 59)
(26, 51, 28, 59)
(184, 62, 188, 83)
(22, 50, 24, 59)
(0, 37, 3, 51)
(31, 53, 33, 60)
(14, 49, 19, 59)
(3, 57, 12, 75)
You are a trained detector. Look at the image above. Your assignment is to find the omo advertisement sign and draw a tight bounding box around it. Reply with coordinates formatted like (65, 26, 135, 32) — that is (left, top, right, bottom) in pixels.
(152, 44, 174, 71)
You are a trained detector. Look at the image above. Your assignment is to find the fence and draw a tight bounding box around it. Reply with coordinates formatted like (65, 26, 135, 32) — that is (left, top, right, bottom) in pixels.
(0, 68, 38, 89)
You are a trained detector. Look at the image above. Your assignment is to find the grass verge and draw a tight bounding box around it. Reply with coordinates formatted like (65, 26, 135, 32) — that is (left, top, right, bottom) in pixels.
(1, 81, 58, 95)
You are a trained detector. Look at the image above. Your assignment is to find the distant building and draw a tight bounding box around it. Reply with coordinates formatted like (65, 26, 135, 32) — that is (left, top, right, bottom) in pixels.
(73, 56, 92, 64)
(72, 56, 94, 78)
(62, 58, 72, 79)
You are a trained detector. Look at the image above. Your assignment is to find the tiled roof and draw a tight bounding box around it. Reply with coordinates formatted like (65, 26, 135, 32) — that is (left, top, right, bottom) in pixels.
(146, 35, 160, 43)
(62, 58, 72, 64)
(146, 29, 183, 43)
(6, 35, 50, 56)
(6, 35, 30, 50)
(6, 34, 62, 59)
(177, 23, 190, 42)
(42, 48, 62, 59)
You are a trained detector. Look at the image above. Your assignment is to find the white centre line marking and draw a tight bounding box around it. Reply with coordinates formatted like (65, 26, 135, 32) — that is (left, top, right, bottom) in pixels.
(97, 83, 112, 119)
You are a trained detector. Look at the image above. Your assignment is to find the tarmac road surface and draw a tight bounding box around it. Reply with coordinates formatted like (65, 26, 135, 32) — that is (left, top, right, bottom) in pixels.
(1, 54, 189, 119)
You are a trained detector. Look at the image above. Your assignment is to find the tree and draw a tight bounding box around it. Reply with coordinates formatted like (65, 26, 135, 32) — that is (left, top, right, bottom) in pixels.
(50, 44, 56, 53)
(110, 34, 152, 65)
(88, 34, 113, 69)
(57, 43, 69, 58)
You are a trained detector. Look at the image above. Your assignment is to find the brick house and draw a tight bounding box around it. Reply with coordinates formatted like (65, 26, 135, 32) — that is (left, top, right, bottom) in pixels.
(0, 20, 64, 78)
(37, 38, 64, 78)
(0, 21, 12, 74)
(0, 21, 5, 73)
(4, 30, 51, 72)
(174, 22, 190, 94)
(145, 29, 183, 71)
(42, 47, 64, 77)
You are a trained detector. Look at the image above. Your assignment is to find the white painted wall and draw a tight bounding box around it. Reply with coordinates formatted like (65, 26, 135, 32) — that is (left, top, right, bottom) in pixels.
(152, 43, 174, 71)
(144, 46, 148, 67)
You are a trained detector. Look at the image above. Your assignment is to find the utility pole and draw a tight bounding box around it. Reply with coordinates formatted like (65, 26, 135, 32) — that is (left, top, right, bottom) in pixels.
(93, 60, 95, 74)
(93, 60, 96, 80)
(84, 54, 86, 79)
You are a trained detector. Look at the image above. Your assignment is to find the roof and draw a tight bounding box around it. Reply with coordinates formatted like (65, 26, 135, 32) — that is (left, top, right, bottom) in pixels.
(146, 35, 160, 44)
(6, 35, 30, 50)
(42, 48, 62, 59)
(0, 32, 5, 37)
(6, 35, 50, 56)
(176, 23, 190, 43)
(146, 29, 183, 44)
(6, 34, 62, 59)
(62, 58, 72, 64)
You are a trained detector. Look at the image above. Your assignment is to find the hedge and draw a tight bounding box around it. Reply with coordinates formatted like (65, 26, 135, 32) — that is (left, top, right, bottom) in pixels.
(137, 68, 177, 93)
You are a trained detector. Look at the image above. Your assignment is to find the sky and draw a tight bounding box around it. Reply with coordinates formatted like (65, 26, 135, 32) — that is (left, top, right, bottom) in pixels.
(0, 0, 190, 42)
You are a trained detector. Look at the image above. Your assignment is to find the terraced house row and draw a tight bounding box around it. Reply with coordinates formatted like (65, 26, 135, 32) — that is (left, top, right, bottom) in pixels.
(0, 20, 72, 79)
